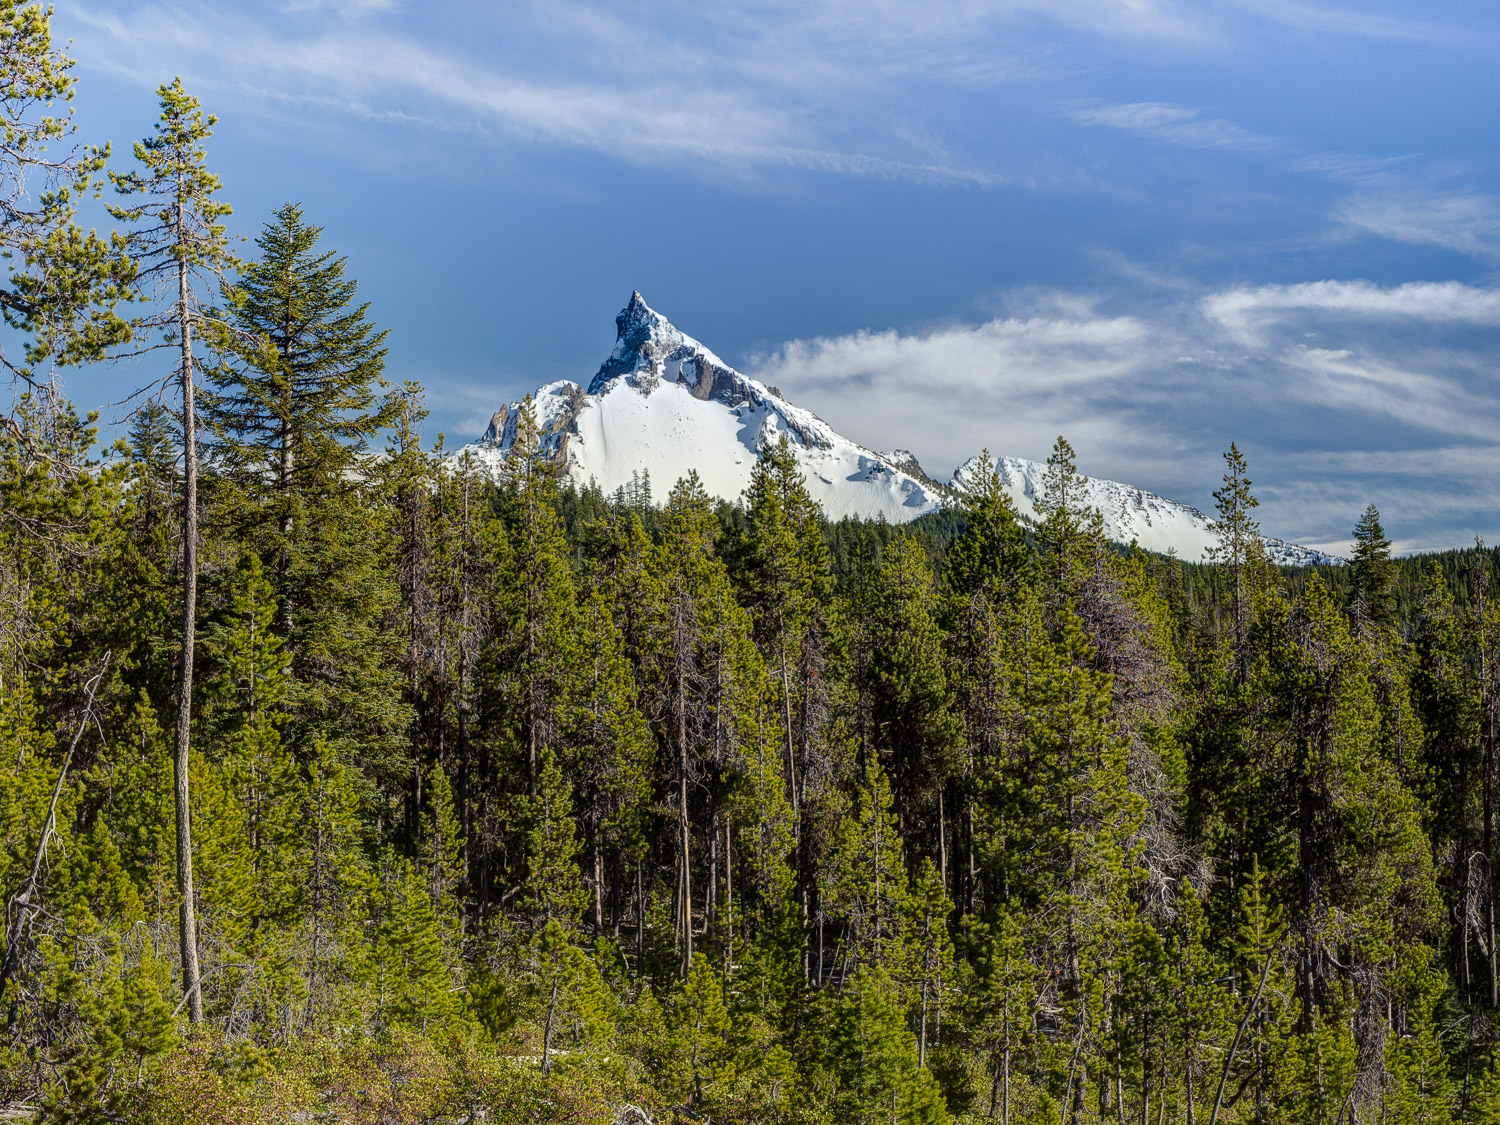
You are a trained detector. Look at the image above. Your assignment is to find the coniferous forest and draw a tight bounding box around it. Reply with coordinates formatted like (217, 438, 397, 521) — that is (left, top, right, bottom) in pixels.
(4, 9, 1500, 1124)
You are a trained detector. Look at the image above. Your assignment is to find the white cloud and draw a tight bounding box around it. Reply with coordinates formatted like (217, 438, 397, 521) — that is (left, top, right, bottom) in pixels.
(748, 277, 1500, 549)
(1339, 190, 1500, 260)
(1202, 279, 1500, 342)
(1072, 101, 1279, 153)
(1227, 0, 1487, 48)
(70, 2, 1031, 187)
(1279, 346, 1500, 443)
(751, 304, 1197, 486)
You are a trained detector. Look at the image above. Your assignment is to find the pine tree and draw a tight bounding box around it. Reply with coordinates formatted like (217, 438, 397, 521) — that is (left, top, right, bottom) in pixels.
(647, 472, 775, 976)
(671, 951, 733, 1109)
(902, 857, 953, 1068)
(860, 534, 962, 868)
(374, 857, 461, 1033)
(1113, 920, 1175, 1125)
(826, 965, 948, 1125)
(1350, 504, 1396, 627)
(968, 910, 1037, 1124)
(493, 398, 578, 796)
(419, 763, 464, 956)
(829, 755, 910, 971)
(1384, 994, 1455, 1125)
(198, 554, 300, 930)
(738, 435, 835, 879)
(563, 587, 653, 933)
(1208, 443, 1261, 669)
(1170, 881, 1232, 1125)
(524, 746, 590, 932)
(1470, 1053, 1500, 1124)
(1409, 566, 1486, 1004)
(296, 735, 369, 1030)
(534, 919, 616, 1073)
(109, 76, 238, 1025)
(0, 1, 132, 383)
(945, 449, 1028, 602)
(124, 400, 178, 538)
(1036, 436, 1105, 602)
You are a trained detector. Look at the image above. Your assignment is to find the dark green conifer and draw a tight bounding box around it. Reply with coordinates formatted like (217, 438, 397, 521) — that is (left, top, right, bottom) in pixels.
(826, 966, 948, 1125)
(206, 202, 392, 555)
(1350, 504, 1396, 626)
(1208, 442, 1262, 667)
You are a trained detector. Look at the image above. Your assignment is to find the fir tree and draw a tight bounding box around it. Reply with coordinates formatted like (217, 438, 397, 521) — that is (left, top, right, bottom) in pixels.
(1349, 504, 1396, 626)
(205, 202, 392, 590)
(201, 203, 410, 800)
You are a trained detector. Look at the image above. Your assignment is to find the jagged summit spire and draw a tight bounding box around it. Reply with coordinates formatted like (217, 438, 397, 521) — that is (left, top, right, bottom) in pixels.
(591, 290, 705, 392)
(617, 289, 668, 338)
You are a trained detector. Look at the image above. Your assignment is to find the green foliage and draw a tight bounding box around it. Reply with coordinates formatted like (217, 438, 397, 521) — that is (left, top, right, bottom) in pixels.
(824, 966, 948, 1125)
(523, 746, 590, 930)
(5, 17, 1500, 1117)
(1350, 503, 1396, 626)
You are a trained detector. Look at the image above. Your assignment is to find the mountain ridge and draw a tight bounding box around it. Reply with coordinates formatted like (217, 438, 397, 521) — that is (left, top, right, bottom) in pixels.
(461, 294, 1340, 565)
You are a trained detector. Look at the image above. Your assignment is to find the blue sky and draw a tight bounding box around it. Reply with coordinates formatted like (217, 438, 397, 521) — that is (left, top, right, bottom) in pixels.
(42, 0, 1500, 553)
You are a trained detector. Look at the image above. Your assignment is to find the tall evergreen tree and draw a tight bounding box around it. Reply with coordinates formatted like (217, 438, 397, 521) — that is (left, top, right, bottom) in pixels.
(1349, 504, 1396, 626)
(825, 966, 948, 1125)
(945, 450, 1027, 603)
(1208, 443, 1261, 669)
(205, 203, 409, 810)
(859, 534, 961, 871)
(109, 76, 237, 1024)
(1036, 435, 1106, 603)
(205, 203, 392, 581)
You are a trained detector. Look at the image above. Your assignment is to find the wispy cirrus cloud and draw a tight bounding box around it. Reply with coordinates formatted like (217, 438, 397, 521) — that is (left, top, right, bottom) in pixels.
(1338, 190, 1500, 260)
(1228, 0, 1493, 48)
(70, 2, 1036, 187)
(1202, 279, 1500, 341)
(1071, 101, 1281, 153)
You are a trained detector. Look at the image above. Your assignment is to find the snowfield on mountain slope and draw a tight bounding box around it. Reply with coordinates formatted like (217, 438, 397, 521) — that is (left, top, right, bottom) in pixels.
(461, 292, 941, 522)
(460, 293, 1339, 564)
(950, 456, 1337, 567)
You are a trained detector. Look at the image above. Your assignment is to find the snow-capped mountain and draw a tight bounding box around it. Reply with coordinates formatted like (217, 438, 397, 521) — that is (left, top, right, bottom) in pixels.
(462, 292, 942, 522)
(462, 293, 1337, 565)
(949, 456, 1336, 566)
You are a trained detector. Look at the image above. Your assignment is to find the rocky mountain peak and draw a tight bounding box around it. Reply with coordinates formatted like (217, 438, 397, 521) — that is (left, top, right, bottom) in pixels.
(590, 291, 696, 392)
